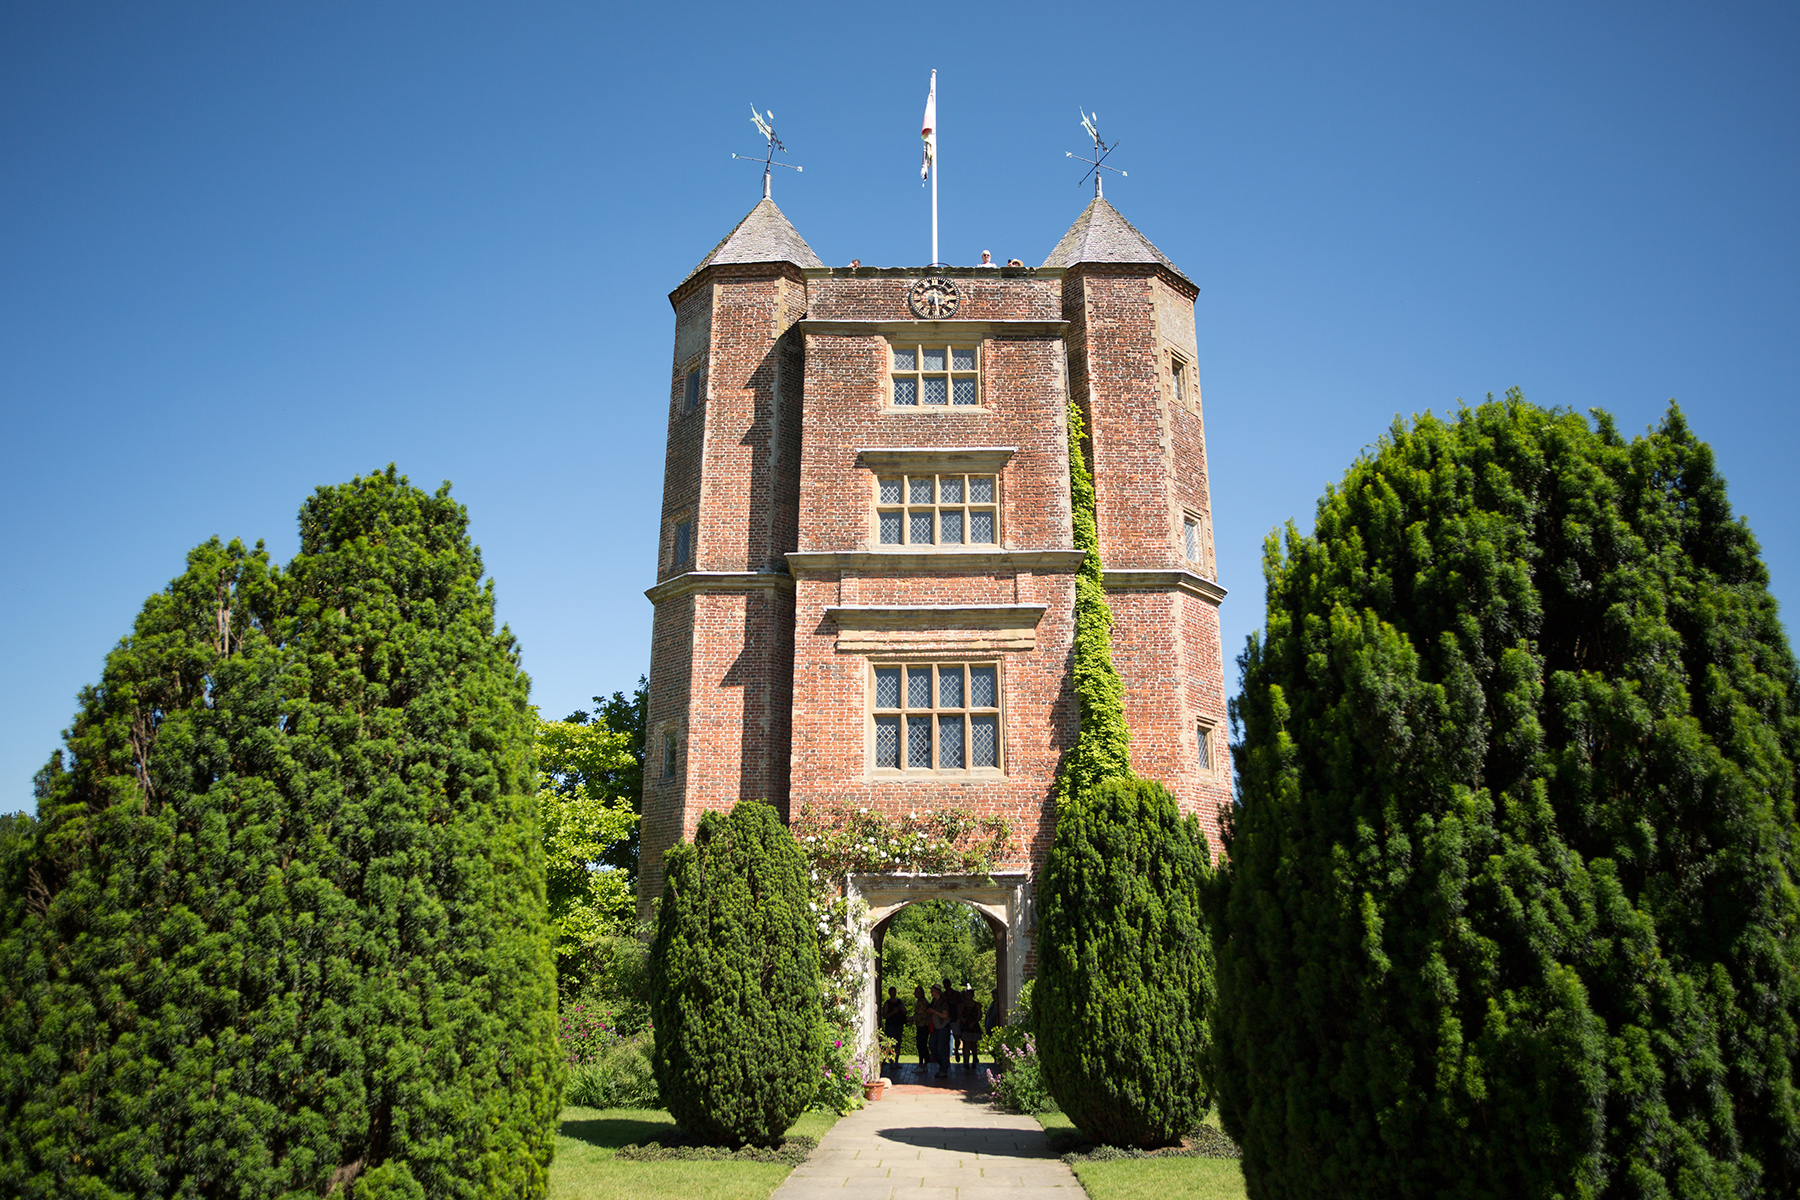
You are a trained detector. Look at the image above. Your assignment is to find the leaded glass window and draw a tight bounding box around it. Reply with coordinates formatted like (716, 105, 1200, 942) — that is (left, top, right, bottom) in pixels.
(890, 341, 981, 407)
(870, 662, 1002, 773)
(875, 473, 999, 546)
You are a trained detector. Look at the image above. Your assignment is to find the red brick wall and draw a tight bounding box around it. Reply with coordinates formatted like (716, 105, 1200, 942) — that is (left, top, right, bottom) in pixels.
(640, 261, 806, 910)
(1065, 267, 1182, 570)
(784, 271, 1082, 881)
(640, 591, 693, 905)
(1106, 588, 1232, 859)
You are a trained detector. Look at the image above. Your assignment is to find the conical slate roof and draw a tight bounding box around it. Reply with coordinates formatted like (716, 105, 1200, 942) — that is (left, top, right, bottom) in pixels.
(681, 196, 824, 286)
(1040, 196, 1191, 286)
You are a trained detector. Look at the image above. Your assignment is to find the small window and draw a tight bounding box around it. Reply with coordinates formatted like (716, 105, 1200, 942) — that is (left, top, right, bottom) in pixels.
(890, 341, 980, 407)
(872, 662, 1001, 773)
(1188, 723, 1216, 770)
(876, 473, 997, 546)
(1170, 353, 1188, 406)
(1183, 515, 1200, 564)
(661, 732, 678, 780)
(683, 366, 704, 412)
(673, 519, 692, 567)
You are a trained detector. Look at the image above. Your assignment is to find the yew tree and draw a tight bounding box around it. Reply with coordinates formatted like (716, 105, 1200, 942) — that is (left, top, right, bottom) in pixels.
(0, 468, 561, 1200)
(649, 800, 821, 1148)
(1213, 395, 1800, 1199)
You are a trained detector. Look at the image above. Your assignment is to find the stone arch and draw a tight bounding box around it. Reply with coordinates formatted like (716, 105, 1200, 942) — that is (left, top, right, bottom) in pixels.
(844, 873, 1033, 1055)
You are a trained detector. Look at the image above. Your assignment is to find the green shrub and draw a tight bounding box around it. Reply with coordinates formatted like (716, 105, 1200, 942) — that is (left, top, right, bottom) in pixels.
(615, 1135, 817, 1164)
(811, 1026, 871, 1115)
(0, 469, 561, 1199)
(649, 801, 823, 1147)
(978, 1022, 1033, 1063)
(982, 1029, 1053, 1115)
(1036, 775, 1215, 1147)
(1215, 397, 1800, 1198)
(564, 1037, 658, 1109)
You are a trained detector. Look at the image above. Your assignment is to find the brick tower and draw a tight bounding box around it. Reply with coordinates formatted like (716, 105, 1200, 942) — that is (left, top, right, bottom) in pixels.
(639, 189, 1230, 959)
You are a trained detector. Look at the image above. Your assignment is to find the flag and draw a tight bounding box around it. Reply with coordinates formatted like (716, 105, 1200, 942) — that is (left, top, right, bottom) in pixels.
(920, 70, 936, 183)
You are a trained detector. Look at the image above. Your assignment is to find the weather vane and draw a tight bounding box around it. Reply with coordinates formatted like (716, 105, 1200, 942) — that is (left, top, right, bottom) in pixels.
(732, 106, 803, 199)
(1066, 109, 1127, 198)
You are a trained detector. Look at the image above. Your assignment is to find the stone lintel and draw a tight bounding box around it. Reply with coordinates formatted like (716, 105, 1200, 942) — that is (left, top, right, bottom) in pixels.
(823, 603, 1048, 654)
(855, 446, 1016, 472)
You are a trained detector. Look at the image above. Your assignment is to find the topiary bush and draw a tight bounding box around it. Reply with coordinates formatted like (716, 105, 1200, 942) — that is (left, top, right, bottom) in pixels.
(1035, 775, 1216, 1147)
(0, 467, 561, 1199)
(649, 800, 822, 1147)
(1214, 396, 1800, 1199)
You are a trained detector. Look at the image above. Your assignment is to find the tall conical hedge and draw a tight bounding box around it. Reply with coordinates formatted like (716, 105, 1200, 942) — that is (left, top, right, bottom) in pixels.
(650, 801, 821, 1147)
(0, 468, 561, 1200)
(1213, 396, 1800, 1198)
(1032, 401, 1215, 1147)
(1035, 776, 1216, 1147)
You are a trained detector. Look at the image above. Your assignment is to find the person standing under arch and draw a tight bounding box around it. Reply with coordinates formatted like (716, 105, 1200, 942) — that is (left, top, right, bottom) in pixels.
(911, 985, 931, 1072)
(881, 986, 908, 1071)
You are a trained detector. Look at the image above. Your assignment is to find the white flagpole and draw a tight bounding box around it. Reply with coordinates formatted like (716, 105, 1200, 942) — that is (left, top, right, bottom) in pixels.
(931, 151, 939, 266)
(920, 69, 938, 266)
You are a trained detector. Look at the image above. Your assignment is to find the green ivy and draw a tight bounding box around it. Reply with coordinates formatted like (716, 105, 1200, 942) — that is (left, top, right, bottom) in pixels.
(1054, 401, 1133, 805)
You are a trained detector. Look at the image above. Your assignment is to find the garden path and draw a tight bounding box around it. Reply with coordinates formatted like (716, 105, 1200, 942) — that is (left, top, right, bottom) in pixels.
(772, 1080, 1083, 1200)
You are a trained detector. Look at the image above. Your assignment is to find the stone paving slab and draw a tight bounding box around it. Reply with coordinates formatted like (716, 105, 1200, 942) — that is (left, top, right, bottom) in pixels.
(771, 1090, 1083, 1199)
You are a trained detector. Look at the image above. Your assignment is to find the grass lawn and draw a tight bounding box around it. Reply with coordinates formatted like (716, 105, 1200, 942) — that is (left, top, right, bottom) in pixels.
(549, 1106, 840, 1200)
(1035, 1110, 1248, 1200)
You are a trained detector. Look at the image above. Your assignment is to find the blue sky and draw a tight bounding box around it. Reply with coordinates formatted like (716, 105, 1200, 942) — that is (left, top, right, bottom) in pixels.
(4, 2, 1796, 812)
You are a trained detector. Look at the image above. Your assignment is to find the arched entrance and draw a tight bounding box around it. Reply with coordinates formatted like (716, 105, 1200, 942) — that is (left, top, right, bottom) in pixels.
(845, 873, 1033, 1057)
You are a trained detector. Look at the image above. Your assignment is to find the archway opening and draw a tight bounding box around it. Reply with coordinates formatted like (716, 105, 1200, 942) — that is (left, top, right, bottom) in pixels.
(870, 898, 1007, 1076)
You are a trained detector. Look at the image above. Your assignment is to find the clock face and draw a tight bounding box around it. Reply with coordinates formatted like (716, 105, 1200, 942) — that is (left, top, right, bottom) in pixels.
(908, 276, 961, 319)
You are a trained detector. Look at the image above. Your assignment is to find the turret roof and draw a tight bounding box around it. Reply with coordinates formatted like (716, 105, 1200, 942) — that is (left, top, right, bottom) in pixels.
(1040, 196, 1191, 287)
(681, 196, 824, 286)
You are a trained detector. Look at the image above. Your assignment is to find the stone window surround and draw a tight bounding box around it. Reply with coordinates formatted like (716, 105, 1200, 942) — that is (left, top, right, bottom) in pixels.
(1182, 508, 1203, 566)
(1195, 715, 1216, 774)
(676, 353, 707, 417)
(792, 319, 1072, 416)
(666, 507, 695, 571)
(655, 723, 682, 785)
(875, 470, 999, 548)
(865, 658, 1005, 778)
(886, 338, 982, 410)
(1168, 348, 1192, 409)
(856, 447, 1014, 554)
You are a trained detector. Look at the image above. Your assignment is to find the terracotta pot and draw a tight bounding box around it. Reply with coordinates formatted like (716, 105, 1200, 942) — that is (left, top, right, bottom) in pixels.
(862, 1080, 885, 1101)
